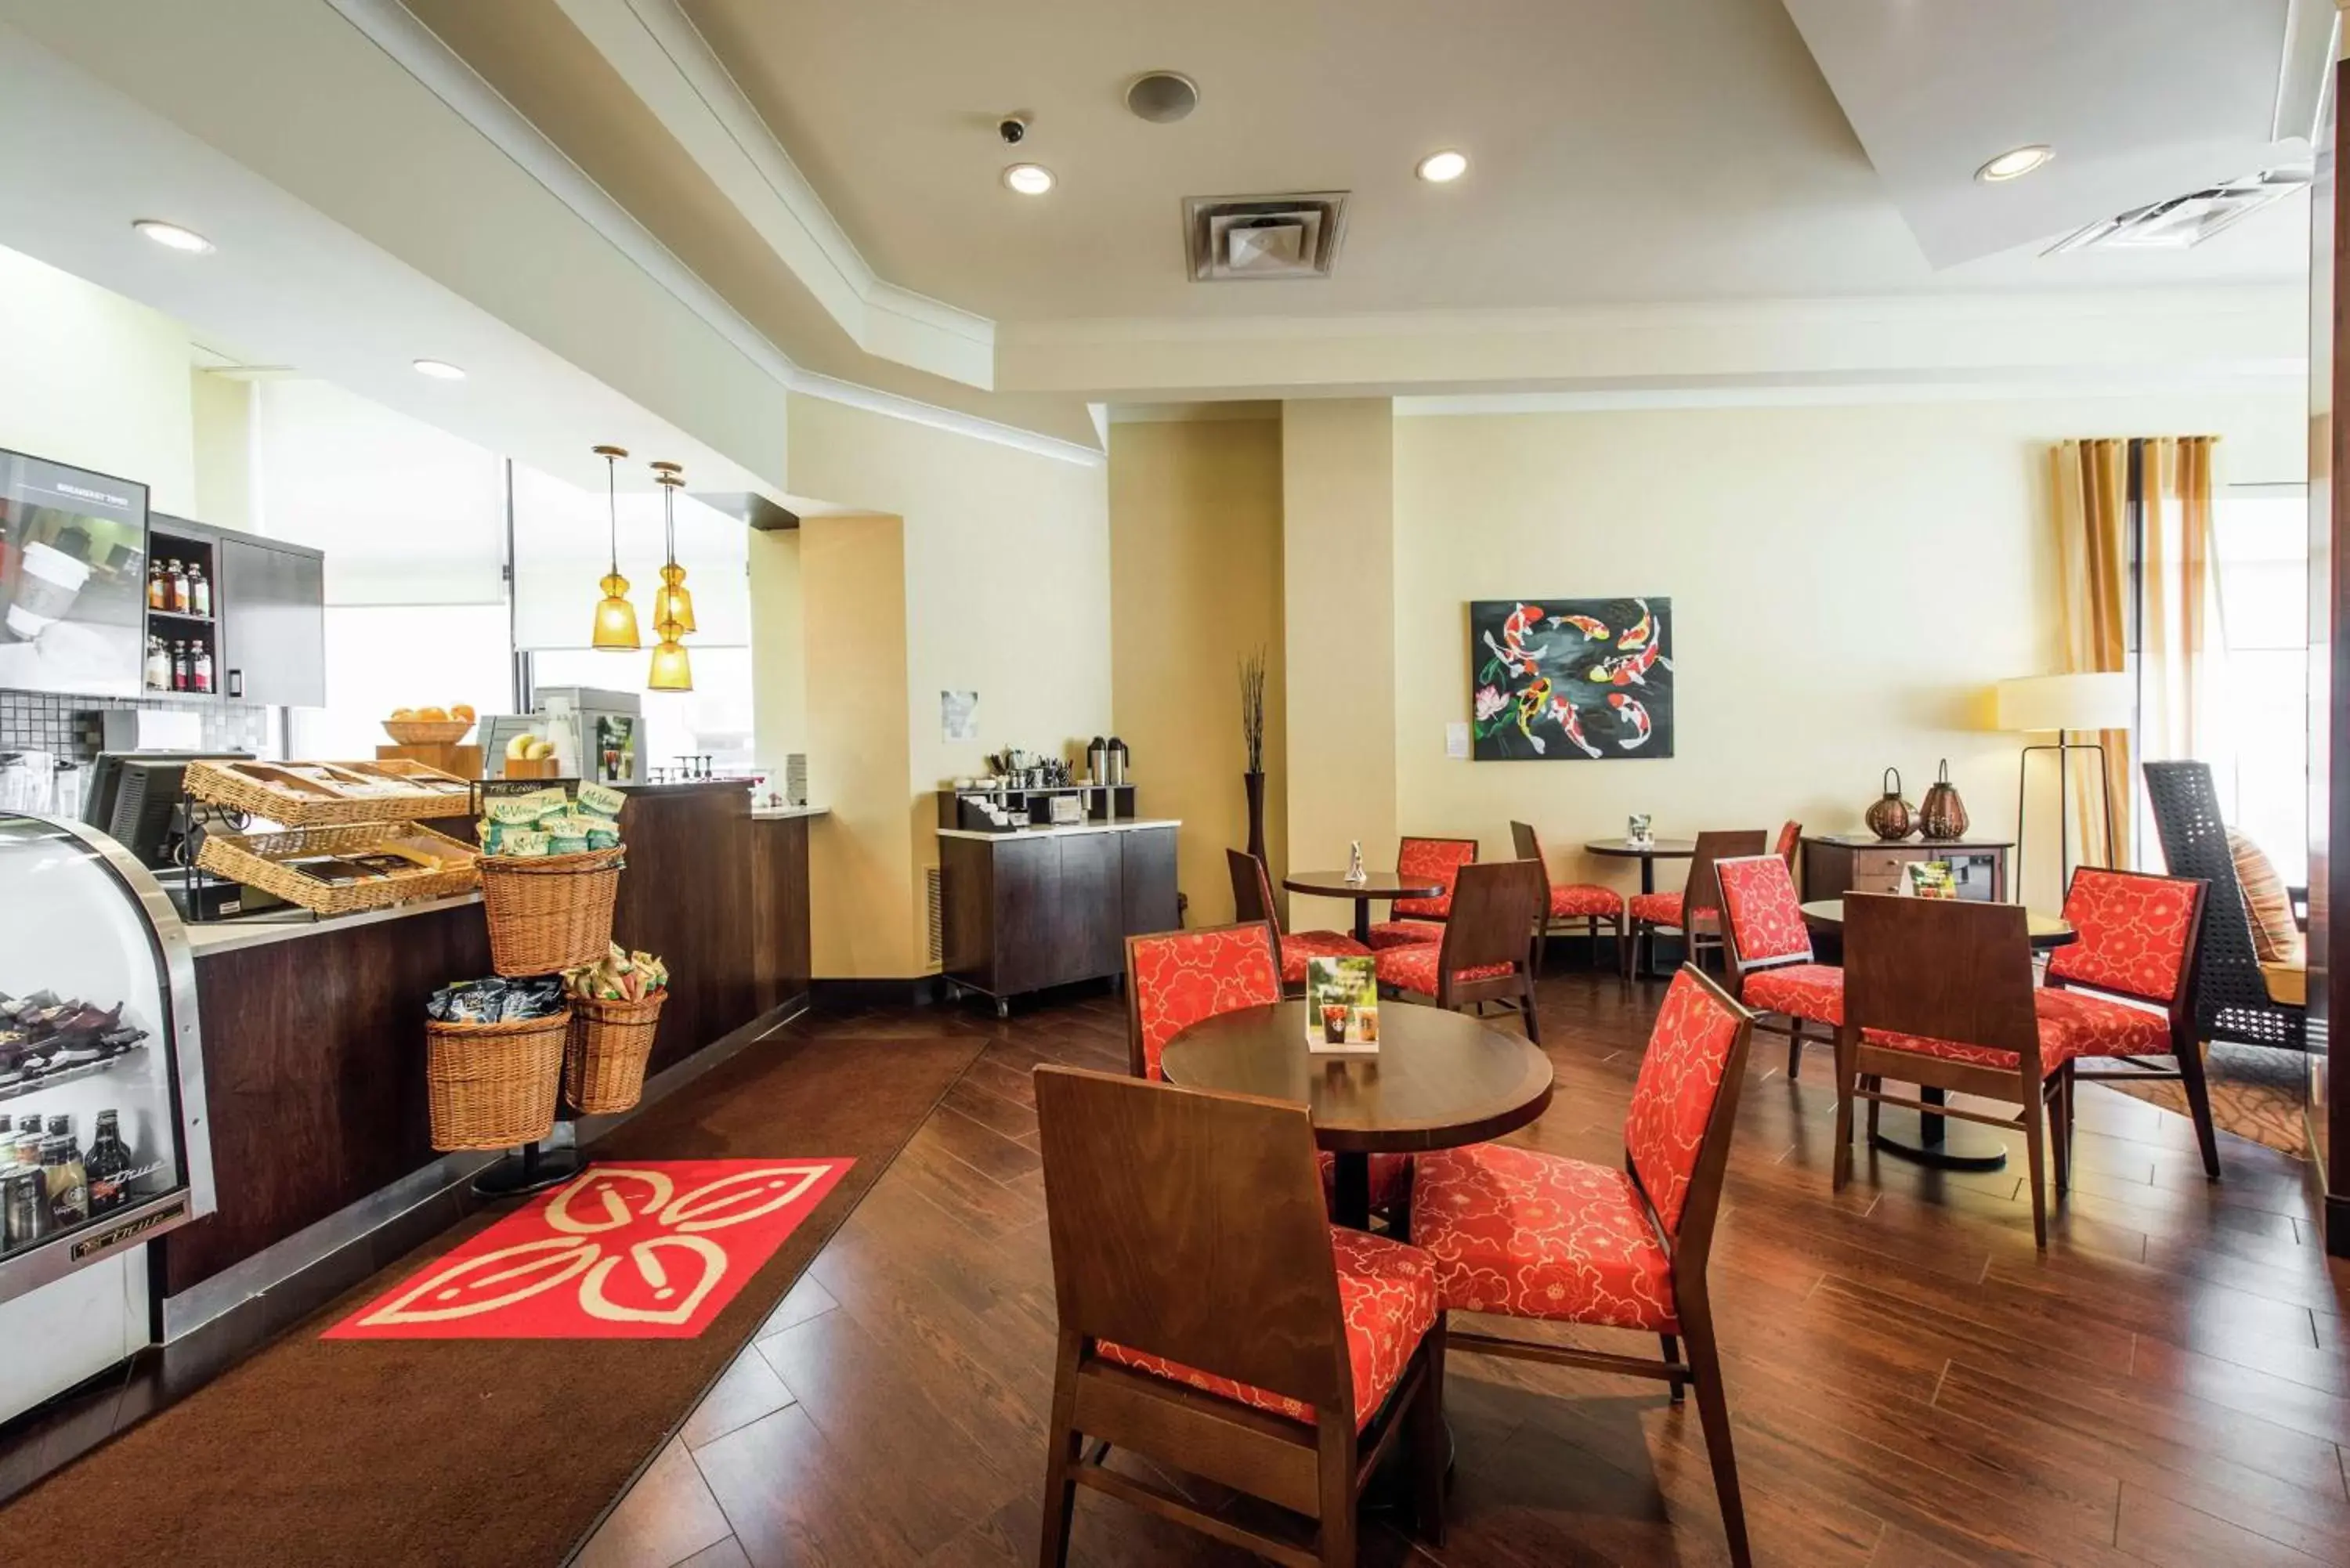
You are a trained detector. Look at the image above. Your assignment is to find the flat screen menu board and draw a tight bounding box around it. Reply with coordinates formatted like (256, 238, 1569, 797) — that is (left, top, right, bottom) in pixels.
(0, 450, 149, 699)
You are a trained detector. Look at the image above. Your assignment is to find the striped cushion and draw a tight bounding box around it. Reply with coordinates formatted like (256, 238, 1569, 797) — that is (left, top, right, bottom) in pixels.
(2228, 829, 2301, 965)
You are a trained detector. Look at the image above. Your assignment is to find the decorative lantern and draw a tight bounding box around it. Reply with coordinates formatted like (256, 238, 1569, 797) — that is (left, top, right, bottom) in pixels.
(588, 445, 640, 650)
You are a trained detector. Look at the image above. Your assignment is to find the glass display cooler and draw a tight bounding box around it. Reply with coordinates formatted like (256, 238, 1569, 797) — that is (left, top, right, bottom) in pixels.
(0, 811, 213, 1422)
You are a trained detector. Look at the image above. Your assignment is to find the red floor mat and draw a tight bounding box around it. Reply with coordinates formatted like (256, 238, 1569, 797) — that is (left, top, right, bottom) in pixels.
(323, 1159, 851, 1341)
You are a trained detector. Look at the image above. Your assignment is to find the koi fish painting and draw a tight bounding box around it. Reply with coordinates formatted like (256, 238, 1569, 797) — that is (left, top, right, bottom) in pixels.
(1470, 595, 1673, 761)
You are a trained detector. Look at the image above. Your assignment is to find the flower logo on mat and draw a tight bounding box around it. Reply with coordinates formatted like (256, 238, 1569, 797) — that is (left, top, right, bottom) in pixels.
(323, 1158, 853, 1341)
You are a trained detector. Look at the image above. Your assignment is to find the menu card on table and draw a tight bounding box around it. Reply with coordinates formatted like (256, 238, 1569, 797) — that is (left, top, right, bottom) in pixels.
(1304, 956, 1379, 1054)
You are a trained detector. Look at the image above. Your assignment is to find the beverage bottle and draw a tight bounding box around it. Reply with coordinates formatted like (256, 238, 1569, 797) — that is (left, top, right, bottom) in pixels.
(12, 1128, 40, 1168)
(193, 644, 214, 695)
(170, 559, 190, 613)
(2, 1167, 47, 1251)
(172, 641, 191, 692)
(146, 562, 165, 611)
(84, 1110, 133, 1215)
(40, 1135, 86, 1228)
(189, 564, 211, 617)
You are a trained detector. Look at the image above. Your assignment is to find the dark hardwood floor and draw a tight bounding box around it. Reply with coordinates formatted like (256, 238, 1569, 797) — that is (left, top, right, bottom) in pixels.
(573, 970, 2350, 1567)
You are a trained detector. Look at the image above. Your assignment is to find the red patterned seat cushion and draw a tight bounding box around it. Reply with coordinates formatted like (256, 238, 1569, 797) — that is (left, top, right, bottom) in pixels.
(2034, 986, 2173, 1059)
(1095, 1227, 1437, 1428)
(1741, 962, 1844, 1025)
(2045, 867, 2200, 1005)
(1860, 1015, 2089, 1072)
(1375, 942, 1515, 995)
(1716, 854, 1811, 963)
(1279, 928, 1374, 985)
(1629, 890, 1716, 928)
(1411, 1143, 1677, 1331)
(1366, 919, 1446, 950)
(1625, 967, 1744, 1232)
(1319, 1151, 1413, 1212)
(1129, 925, 1281, 1081)
(1392, 837, 1478, 919)
(1549, 883, 1623, 919)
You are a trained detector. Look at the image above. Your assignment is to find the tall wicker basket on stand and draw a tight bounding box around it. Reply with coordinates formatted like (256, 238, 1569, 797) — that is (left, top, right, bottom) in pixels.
(425, 1009, 572, 1151)
(479, 847, 626, 976)
(564, 992, 667, 1115)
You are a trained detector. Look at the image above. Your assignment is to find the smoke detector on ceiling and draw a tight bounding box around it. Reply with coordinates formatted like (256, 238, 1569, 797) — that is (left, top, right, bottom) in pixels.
(1183, 192, 1349, 282)
(1126, 71, 1198, 124)
(2045, 167, 2309, 255)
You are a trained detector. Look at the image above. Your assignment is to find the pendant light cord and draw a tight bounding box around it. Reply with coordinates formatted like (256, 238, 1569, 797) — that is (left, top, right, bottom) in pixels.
(607, 453, 620, 576)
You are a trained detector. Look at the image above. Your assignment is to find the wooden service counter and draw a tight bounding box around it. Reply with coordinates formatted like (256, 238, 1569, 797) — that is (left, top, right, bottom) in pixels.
(157, 782, 818, 1302)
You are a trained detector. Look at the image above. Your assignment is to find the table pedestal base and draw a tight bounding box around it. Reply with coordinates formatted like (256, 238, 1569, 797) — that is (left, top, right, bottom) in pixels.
(1869, 1090, 2010, 1171)
(1329, 1151, 1372, 1230)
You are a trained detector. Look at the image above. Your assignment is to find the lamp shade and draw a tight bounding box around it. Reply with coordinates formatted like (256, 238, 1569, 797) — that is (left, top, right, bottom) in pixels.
(1995, 672, 2132, 733)
(647, 636, 692, 692)
(591, 571, 641, 650)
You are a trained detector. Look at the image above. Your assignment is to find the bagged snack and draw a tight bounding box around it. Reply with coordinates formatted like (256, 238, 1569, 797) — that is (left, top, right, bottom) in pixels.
(486, 797, 544, 827)
(576, 781, 626, 820)
(498, 829, 551, 859)
(564, 944, 669, 1003)
(429, 974, 566, 1024)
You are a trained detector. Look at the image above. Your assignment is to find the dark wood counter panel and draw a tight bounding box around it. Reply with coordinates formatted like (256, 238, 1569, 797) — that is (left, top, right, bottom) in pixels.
(159, 786, 812, 1299)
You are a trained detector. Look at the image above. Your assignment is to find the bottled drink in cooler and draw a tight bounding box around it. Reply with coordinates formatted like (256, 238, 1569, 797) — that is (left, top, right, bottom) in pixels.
(40, 1135, 86, 1228)
(11, 1128, 39, 1169)
(2, 1167, 46, 1251)
(84, 1110, 133, 1216)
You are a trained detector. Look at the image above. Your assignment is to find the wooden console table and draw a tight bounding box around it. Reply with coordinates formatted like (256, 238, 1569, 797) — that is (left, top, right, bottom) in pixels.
(1799, 834, 2012, 902)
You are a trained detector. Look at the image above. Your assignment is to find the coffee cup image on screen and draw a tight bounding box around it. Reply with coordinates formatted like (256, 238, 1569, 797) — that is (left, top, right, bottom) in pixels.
(0, 452, 149, 699)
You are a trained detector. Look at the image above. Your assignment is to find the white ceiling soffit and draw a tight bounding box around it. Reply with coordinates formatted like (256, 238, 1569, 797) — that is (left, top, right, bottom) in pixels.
(0, 20, 773, 500)
(548, 0, 996, 388)
(1781, 0, 2308, 269)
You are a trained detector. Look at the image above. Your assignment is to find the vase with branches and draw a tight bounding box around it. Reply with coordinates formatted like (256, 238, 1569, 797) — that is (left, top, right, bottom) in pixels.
(1238, 649, 1269, 864)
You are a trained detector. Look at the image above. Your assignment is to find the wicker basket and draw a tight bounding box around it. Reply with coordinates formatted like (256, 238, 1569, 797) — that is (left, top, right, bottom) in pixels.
(479, 847, 626, 976)
(425, 1009, 569, 1151)
(184, 757, 474, 826)
(383, 718, 475, 746)
(563, 991, 666, 1115)
(196, 822, 479, 916)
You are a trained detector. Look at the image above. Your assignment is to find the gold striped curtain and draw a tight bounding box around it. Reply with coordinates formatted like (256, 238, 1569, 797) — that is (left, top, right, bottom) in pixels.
(2052, 439, 2132, 867)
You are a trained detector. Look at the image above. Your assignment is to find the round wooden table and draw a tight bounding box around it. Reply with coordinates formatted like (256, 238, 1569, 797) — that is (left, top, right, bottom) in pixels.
(1583, 836, 1696, 894)
(1797, 898, 2077, 1172)
(1282, 869, 1446, 946)
(1159, 1001, 1555, 1230)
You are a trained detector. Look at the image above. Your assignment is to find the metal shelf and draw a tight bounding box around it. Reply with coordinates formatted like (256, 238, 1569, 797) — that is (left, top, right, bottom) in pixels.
(0, 1044, 150, 1107)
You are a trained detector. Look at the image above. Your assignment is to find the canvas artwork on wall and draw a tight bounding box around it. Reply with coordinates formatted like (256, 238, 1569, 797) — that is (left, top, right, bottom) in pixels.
(1470, 596, 1673, 761)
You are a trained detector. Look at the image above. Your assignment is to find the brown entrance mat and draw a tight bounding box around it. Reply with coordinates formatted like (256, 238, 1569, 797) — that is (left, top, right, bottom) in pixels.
(0, 1017, 985, 1566)
(2101, 1041, 2308, 1158)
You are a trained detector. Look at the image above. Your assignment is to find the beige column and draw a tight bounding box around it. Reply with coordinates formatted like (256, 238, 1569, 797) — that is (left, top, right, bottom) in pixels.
(1281, 398, 1397, 931)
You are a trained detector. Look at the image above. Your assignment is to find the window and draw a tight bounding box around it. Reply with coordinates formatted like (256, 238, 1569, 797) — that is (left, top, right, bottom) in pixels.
(2210, 485, 2308, 883)
(287, 605, 517, 760)
(526, 645, 756, 779)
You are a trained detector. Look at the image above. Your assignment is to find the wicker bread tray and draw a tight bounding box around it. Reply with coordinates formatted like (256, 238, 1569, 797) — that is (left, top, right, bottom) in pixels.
(196, 821, 479, 916)
(183, 758, 475, 827)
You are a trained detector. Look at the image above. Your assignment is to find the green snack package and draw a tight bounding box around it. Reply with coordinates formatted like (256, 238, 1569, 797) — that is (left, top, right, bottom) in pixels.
(486, 797, 543, 826)
(501, 829, 551, 858)
(576, 782, 626, 819)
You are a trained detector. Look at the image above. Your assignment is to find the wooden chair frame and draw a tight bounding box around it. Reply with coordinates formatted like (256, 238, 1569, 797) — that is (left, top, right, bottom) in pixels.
(1446, 964, 1758, 1568)
(1627, 829, 1767, 981)
(1511, 820, 1625, 973)
(1832, 894, 2063, 1248)
(1716, 852, 1831, 1079)
(1386, 858, 1546, 1042)
(2044, 867, 2214, 1178)
(1122, 921, 1282, 1081)
(1227, 848, 1301, 995)
(1033, 1066, 1448, 1568)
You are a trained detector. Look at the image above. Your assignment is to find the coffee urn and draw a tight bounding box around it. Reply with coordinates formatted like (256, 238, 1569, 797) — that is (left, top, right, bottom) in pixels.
(1086, 736, 1109, 786)
(1105, 737, 1129, 787)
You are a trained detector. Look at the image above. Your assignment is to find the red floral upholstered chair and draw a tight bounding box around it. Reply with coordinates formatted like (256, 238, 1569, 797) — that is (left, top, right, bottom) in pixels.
(2039, 867, 2212, 1176)
(1366, 836, 1480, 949)
(1373, 859, 1546, 1042)
(1410, 966, 1757, 1566)
(1227, 848, 1372, 992)
(1715, 853, 1841, 1078)
(1625, 829, 1766, 980)
(1511, 821, 1625, 972)
(1126, 920, 1410, 1216)
(1033, 1066, 1448, 1567)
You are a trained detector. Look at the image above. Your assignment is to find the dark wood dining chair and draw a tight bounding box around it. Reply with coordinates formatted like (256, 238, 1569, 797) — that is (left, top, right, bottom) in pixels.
(1715, 852, 1842, 1078)
(1409, 965, 1759, 1566)
(1365, 834, 1480, 949)
(1510, 820, 1625, 972)
(1627, 829, 1766, 980)
(1773, 819, 1802, 869)
(1835, 894, 2070, 1248)
(1227, 847, 1372, 995)
(1033, 1065, 1449, 1567)
(1372, 858, 1546, 1042)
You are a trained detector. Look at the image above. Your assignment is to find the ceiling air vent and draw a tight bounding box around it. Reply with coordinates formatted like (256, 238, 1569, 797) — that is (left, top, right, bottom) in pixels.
(1184, 192, 1349, 281)
(2045, 168, 2310, 255)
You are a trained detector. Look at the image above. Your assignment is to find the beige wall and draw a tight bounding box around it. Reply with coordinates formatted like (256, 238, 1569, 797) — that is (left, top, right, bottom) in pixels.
(1108, 414, 1289, 924)
(783, 393, 1112, 977)
(189, 370, 254, 532)
(0, 245, 195, 515)
(1390, 392, 2307, 911)
(1282, 398, 1398, 932)
(747, 526, 805, 774)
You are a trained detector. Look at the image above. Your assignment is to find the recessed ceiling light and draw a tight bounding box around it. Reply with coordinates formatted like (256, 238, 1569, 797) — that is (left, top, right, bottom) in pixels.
(132, 219, 213, 254)
(411, 359, 467, 381)
(1976, 144, 2055, 183)
(1003, 163, 1055, 196)
(1415, 150, 1470, 184)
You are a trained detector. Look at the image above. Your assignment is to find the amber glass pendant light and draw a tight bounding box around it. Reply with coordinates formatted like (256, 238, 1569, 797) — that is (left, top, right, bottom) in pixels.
(646, 461, 692, 691)
(588, 444, 640, 650)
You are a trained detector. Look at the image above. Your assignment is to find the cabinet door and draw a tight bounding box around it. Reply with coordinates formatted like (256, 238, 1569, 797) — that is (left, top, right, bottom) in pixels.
(218, 538, 325, 707)
(992, 835, 1063, 996)
(1119, 827, 1180, 937)
(1056, 833, 1125, 985)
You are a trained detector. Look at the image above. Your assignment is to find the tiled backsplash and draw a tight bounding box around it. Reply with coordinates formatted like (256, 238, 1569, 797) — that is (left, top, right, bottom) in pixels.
(0, 688, 275, 816)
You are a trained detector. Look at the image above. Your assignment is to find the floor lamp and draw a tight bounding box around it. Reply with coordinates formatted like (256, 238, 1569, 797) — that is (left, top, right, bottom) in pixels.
(1998, 672, 2134, 897)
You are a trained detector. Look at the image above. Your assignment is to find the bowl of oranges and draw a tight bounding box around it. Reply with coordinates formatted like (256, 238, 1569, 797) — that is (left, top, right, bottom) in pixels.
(384, 703, 478, 746)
